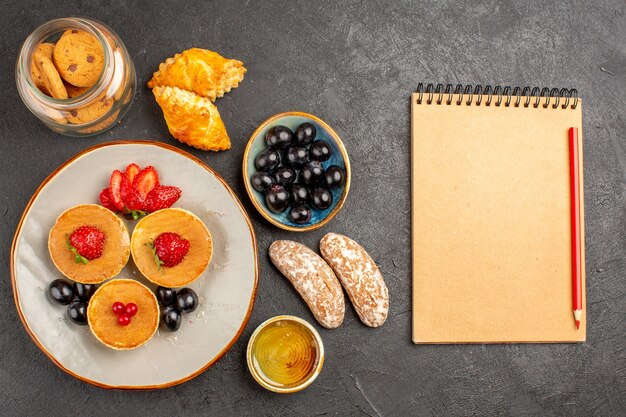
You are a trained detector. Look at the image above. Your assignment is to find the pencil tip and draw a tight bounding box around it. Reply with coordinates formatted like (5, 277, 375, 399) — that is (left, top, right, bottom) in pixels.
(575, 320, 580, 330)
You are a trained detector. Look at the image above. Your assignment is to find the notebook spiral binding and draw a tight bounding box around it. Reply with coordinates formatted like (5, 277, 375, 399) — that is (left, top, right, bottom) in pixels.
(416, 83, 578, 109)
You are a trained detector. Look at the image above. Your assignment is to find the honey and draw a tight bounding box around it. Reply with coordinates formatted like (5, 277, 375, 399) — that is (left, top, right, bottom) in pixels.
(249, 318, 319, 389)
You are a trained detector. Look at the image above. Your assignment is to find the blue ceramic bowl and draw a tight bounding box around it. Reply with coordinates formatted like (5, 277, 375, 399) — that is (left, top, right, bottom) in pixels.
(243, 112, 351, 232)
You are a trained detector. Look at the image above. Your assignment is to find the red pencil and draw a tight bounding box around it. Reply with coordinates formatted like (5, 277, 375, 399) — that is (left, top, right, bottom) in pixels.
(569, 127, 582, 329)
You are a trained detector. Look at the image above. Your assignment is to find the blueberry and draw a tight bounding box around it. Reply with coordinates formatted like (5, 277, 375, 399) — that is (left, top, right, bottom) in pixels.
(156, 286, 177, 307)
(289, 206, 311, 224)
(273, 166, 296, 187)
(324, 165, 345, 188)
(255, 149, 281, 172)
(48, 279, 74, 305)
(251, 172, 274, 193)
(161, 306, 182, 331)
(73, 283, 97, 302)
(175, 288, 199, 314)
(67, 301, 88, 325)
(309, 140, 332, 161)
(265, 184, 290, 213)
(294, 123, 316, 146)
(285, 146, 309, 167)
(300, 160, 324, 185)
(291, 184, 309, 205)
(310, 187, 333, 210)
(265, 125, 293, 149)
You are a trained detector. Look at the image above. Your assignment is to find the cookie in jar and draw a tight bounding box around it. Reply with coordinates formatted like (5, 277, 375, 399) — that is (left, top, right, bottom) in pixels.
(16, 17, 136, 136)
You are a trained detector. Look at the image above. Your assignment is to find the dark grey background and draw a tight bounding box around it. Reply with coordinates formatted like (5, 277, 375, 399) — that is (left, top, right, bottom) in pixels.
(1, 0, 624, 416)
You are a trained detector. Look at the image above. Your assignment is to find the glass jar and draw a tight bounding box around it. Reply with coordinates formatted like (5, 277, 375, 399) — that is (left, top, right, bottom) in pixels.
(16, 17, 136, 136)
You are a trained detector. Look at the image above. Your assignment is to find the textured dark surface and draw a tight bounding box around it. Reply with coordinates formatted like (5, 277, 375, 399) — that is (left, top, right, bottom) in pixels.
(1, 1, 625, 416)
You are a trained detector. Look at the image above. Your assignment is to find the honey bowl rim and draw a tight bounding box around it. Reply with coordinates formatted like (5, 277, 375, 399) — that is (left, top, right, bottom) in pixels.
(246, 315, 324, 393)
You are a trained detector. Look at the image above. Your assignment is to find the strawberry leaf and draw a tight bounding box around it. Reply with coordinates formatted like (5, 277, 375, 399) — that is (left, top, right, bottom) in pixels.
(131, 210, 148, 220)
(122, 209, 148, 221)
(145, 239, 163, 271)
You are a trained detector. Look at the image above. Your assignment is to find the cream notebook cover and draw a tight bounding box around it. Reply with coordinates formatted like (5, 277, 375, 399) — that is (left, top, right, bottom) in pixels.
(411, 84, 585, 344)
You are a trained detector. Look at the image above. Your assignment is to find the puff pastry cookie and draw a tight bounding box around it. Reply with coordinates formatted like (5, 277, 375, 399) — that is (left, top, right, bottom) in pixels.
(147, 48, 246, 101)
(153, 86, 231, 151)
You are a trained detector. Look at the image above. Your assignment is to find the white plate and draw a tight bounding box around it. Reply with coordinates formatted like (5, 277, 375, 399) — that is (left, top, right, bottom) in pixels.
(11, 141, 258, 389)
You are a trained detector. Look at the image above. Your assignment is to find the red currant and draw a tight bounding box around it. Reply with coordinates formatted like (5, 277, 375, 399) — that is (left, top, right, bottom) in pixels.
(112, 301, 125, 315)
(125, 303, 138, 316)
(117, 314, 131, 326)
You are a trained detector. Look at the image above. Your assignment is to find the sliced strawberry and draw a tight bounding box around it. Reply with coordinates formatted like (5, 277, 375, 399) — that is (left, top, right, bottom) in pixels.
(125, 187, 146, 211)
(133, 166, 159, 200)
(120, 174, 132, 209)
(99, 188, 118, 212)
(145, 186, 182, 212)
(109, 170, 125, 211)
(125, 163, 141, 183)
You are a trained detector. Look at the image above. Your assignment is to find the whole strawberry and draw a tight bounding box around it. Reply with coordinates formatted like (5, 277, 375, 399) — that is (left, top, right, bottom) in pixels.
(148, 232, 190, 268)
(67, 226, 105, 263)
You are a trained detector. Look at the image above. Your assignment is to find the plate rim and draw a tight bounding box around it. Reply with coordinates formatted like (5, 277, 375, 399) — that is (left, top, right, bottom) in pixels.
(242, 111, 352, 232)
(10, 140, 259, 390)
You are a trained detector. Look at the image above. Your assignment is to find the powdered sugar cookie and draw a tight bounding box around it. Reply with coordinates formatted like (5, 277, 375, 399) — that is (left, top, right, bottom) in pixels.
(269, 240, 345, 329)
(319, 233, 389, 327)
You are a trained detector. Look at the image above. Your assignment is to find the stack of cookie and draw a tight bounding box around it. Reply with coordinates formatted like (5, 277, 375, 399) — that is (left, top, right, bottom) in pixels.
(32, 29, 104, 100)
(30, 29, 125, 130)
(148, 48, 247, 152)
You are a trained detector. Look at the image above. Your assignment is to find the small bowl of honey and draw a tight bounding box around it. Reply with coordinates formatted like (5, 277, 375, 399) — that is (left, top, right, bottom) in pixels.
(246, 315, 324, 393)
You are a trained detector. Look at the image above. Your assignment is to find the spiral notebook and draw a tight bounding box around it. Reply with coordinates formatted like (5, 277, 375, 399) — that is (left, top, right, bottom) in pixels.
(411, 84, 585, 344)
